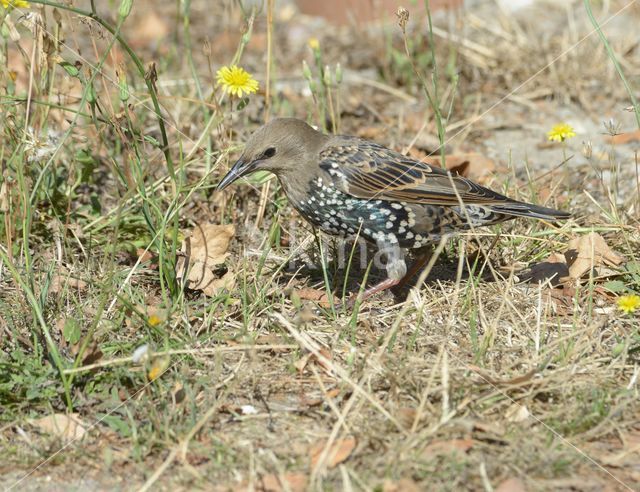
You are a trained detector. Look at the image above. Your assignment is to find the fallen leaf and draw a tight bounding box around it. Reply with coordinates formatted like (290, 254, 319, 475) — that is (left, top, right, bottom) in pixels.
(136, 248, 156, 266)
(294, 346, 334, 375)
(495, 477, 527, 492)
(234, 472, 308, 492)
(175, 223, 236, 297)
(543, 284, 577, 315)
(302, 388, 342, 407)
(565, 233, 624, 280)
(71, 341, 103, 365)
(422, 438, 474, 460)
(257, 472, 308, 492)
(397, 407, 419, 429)
(309, 437, 357, 468)
(295, 287, 337, 308)
(315, 347, 334, 375)
(50, 273, 88, 294)
(29, 413, 87, 442)
(294, 353, 312, 373)
(421, 153, 496, 181)
(382, 478, 423, 492)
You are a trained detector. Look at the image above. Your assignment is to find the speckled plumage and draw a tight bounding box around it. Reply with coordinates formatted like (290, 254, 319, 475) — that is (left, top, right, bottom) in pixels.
(216, 118, 570, 302)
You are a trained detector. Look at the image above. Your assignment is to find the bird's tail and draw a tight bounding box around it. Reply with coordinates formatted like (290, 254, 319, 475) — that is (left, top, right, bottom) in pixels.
(490, 200, 571, 221)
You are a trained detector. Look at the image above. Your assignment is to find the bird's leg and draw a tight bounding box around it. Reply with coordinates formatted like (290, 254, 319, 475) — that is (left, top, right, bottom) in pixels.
(396, 247, 433, 290)
(354, 278, 401, 304)
(347, 241, 406, 307)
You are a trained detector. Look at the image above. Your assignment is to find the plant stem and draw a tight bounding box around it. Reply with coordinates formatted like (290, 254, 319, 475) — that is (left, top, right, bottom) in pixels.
(584, 0, 640, 130)
(29, 0, 176, 177)
(265, 0, 274, 122)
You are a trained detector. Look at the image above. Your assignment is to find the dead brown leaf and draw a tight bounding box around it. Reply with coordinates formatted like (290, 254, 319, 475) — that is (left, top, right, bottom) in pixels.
(495, 477, 527, 492)
(421, 153, 496, 181)
(71, 340, 103, 365)
(295, 347, 334, 375)
(295, 287, 337, 308)
(175, 223, 236, 297)
(315, 347, 334, 374)
(543, 284, 577, 315)
(421, 438, 474, 460)
(294, 353, 312, 373)
(29, 413, 88, 442)
(382, 478, 423, 492)
(397, 407, 419, 429)
(50, 273, 88, 294)
(136, 248, 156, 267)
(565, 232, 624, 280)
(257, 472, 308, 492)
(309, 437, 357, 468)
(302, 388, 342, 407)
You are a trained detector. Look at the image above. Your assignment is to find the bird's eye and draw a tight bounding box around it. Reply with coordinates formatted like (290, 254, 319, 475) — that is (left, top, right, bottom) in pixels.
(262, 147, 276, 159)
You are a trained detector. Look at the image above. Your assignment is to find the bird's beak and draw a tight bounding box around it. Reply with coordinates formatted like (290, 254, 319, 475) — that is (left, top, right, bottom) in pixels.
(216, 158, 252, 192)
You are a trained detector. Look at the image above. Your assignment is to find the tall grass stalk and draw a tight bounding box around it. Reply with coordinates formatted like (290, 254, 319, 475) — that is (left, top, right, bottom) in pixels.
(29, 0, 175, 177)
(398, 2, 447, 168)
(584, 0, 640, 130)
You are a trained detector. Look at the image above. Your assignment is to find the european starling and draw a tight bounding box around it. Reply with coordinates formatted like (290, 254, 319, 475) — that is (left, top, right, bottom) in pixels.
(216, 118, 570, 302)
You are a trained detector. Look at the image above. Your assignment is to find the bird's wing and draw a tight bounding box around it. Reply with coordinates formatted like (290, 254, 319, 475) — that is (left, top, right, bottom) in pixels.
(319, 137, 511, 206)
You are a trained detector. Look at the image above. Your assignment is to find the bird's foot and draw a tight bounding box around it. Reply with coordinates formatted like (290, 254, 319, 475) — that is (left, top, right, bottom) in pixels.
(343, 278, 401, 308)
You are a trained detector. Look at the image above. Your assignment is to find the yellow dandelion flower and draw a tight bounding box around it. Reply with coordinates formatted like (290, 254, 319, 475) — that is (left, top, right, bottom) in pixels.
(148, 314, 162, 326)
(148, 357, 170, 381)
(617, 294, 640, 314)
(1, 0, 30, 8)
(547, 123, 576, 142)
(308, 38, 320, 51)
(216, 65, 259, 98)
(148, 365, 162, 381)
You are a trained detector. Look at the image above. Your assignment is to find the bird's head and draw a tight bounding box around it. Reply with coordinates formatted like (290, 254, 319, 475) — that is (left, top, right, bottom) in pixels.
(216, 118, 327, 191)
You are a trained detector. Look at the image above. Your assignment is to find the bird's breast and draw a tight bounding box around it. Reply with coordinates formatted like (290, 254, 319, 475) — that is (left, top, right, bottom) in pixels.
(281, 175, 452, 249)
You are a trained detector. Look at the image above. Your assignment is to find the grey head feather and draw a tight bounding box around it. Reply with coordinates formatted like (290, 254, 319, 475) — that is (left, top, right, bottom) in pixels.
(239, 118, 328, 174)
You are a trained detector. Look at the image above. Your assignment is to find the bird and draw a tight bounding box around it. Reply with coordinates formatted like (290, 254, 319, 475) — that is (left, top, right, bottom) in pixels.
(216, 118, 570, 304)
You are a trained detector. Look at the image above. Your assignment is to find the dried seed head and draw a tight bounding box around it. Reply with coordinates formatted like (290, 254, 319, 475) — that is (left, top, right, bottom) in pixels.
(603, 118, 621, 136)
(582, 140, 593, 160)
(396, 7, 409, 31)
